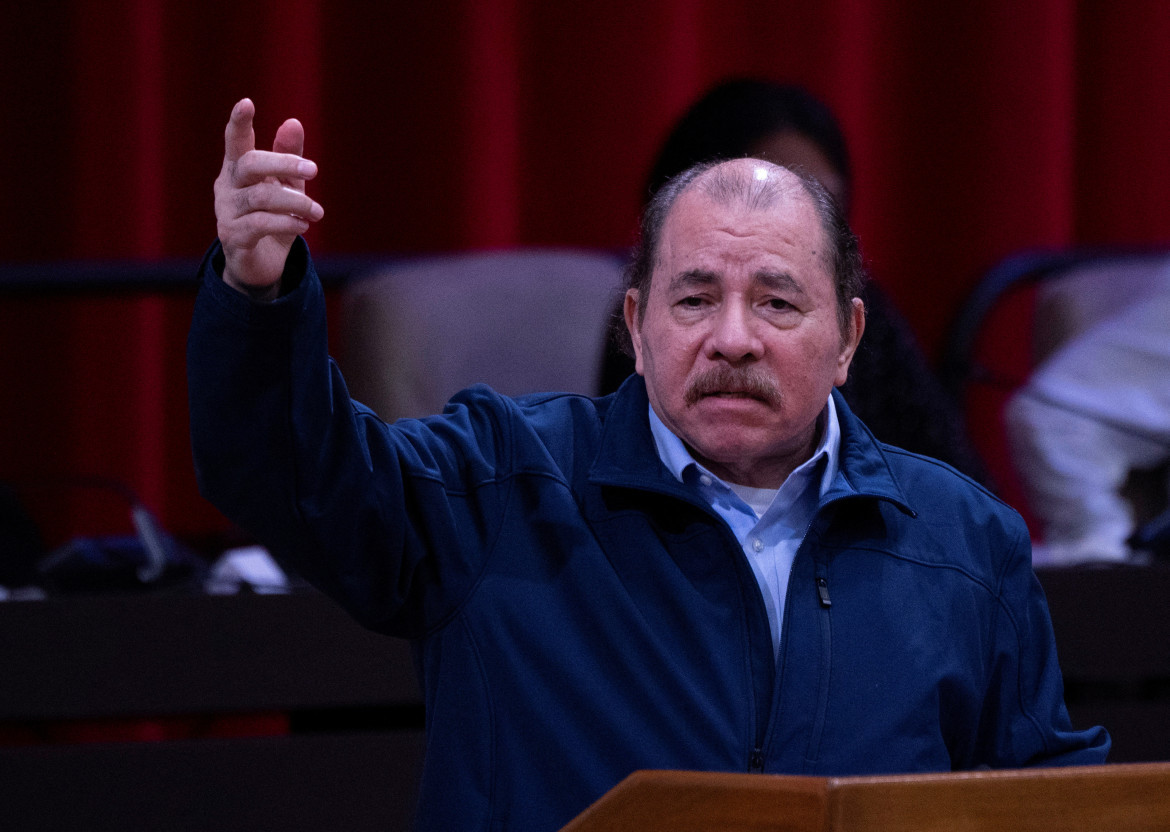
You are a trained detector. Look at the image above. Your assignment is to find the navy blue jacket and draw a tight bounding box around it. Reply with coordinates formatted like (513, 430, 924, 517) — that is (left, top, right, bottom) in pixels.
(188, 240, 1108, 831)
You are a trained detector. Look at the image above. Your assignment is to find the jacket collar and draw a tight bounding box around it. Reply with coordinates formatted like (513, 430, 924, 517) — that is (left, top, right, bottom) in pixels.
(589, 376, 915, 517)
(825, 388, 916, 516)
(588, 374, 689, 496)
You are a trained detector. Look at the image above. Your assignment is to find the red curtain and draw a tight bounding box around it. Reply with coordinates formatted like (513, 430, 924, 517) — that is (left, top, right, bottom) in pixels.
(4, 0, 1170, 544)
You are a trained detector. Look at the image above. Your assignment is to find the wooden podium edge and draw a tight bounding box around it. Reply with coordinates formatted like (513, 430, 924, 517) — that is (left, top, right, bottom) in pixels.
(561, 769, 828, 832)
(561, 763, 1170, 832)
(827, 762, 1170, 832)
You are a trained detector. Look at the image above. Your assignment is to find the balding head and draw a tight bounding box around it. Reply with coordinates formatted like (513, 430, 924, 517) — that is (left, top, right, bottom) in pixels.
(693, 157, 806, 213)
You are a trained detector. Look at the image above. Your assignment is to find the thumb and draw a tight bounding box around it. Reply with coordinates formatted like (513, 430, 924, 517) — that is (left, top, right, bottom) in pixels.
(224, 98, 257, 164)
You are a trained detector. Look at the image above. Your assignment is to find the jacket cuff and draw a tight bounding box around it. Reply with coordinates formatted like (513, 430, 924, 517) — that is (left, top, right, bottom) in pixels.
(196, 236, 320, 329)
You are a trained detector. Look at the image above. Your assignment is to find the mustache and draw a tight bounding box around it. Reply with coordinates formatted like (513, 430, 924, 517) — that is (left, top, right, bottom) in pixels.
(684, 366, 781, 407)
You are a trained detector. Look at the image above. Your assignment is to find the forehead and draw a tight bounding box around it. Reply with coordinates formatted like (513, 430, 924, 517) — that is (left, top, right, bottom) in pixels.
(655, 177, 830, 284)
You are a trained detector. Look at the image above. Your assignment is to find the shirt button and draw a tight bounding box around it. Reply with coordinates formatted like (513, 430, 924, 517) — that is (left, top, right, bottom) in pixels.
(700, 475, 712, 486)
(752, 538, 764, 552)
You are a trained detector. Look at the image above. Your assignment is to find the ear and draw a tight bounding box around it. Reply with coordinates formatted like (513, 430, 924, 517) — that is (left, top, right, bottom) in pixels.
(833, 297, 866, 387)
(623, 288, 646, 376)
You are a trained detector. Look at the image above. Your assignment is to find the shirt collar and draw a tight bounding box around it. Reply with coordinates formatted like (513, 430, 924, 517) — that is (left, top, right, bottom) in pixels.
(648, 394, 841, 497)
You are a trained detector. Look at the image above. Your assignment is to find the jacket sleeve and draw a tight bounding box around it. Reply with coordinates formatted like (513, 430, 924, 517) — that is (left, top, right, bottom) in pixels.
(187, 239, 510, 636)
(977, 525, 1111, 766)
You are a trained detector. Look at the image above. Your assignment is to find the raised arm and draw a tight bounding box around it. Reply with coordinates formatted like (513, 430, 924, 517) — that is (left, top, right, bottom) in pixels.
(213, 98, 324, 300)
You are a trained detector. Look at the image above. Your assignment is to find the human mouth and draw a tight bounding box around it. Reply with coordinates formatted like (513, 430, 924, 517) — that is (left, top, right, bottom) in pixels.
(707, 391, 761, 399)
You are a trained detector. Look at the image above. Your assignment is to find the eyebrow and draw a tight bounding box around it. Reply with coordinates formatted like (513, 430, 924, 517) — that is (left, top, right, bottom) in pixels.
(666, 269, 719, 293)
(754, 270, 804, 295)
(667, 268, 807, 297)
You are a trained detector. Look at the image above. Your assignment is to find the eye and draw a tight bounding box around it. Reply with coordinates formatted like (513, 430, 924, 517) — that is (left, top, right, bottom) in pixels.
(766, 298, 794, 311)
(678, 295, 706, 308)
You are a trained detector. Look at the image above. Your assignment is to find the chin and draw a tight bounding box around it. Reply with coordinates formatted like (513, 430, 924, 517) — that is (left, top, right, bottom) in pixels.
(690, 434, 773, 467)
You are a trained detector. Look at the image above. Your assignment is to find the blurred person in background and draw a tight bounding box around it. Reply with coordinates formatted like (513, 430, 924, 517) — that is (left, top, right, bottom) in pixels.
(1006, 281, 1170, 565)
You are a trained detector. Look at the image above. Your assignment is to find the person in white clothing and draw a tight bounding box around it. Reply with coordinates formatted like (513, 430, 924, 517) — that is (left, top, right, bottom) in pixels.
(1005, 282, 1170, 565)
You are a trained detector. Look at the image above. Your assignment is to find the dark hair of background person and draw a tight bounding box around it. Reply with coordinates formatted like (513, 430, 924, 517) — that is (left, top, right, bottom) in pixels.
(599, 78, 992, 486)
(644, 79, 853, 209)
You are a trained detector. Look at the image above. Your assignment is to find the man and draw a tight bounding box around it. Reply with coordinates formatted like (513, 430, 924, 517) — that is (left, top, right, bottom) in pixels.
(189, 99, 1108, 831)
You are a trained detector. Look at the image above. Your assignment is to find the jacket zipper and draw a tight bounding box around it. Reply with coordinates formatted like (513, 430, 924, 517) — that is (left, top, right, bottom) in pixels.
(804, 567, 833, 766)
(816, 576, 831, 607)
(748, 510, 836, 774)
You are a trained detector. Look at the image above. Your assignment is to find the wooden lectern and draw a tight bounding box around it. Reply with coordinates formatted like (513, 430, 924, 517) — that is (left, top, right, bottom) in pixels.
(562, 763, 1170, 831)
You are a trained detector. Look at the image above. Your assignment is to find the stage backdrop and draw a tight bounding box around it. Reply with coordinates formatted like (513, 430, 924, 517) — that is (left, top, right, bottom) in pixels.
(3, 0, 1170, 546)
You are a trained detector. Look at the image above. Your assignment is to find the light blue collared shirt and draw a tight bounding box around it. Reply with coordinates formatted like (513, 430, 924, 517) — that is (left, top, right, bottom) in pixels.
(648, 396, 841, 658)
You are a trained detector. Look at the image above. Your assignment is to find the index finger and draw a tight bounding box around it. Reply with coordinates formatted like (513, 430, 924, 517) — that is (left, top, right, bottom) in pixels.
(224, 98, 257, 164)
(232, 149, 318, 185)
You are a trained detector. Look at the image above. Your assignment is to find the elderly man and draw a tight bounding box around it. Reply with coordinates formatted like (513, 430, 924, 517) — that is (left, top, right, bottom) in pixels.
(189, 99, 1108, 831)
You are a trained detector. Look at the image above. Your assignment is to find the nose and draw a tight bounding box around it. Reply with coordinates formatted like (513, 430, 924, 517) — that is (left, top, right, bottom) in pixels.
(706, 300, 764, 364)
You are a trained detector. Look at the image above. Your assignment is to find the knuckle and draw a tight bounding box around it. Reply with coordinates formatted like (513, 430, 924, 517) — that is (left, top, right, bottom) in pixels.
(234, 187, 258, 215)
(238, 212, 266, 238)
(232, 153, 257, 183)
